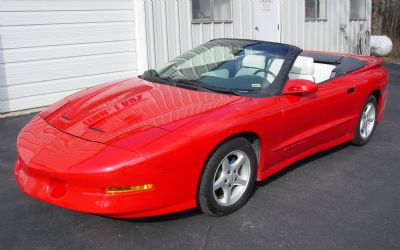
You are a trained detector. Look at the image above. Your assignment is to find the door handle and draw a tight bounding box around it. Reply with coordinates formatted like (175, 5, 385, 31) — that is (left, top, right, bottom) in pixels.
(347, 87, 355, 94)
(255, 26, 260, 31)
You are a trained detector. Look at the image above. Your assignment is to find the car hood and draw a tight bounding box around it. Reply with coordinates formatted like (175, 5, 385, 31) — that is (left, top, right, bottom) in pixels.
(44, 77, 243, 143)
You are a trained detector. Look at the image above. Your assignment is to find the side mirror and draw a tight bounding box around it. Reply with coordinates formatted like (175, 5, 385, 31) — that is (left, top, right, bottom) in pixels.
(282, 79, 318, 95)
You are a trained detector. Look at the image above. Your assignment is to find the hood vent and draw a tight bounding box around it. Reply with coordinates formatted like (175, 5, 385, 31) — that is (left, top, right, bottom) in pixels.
(61, 116, 71, 121)
(88, 127, 105, 133)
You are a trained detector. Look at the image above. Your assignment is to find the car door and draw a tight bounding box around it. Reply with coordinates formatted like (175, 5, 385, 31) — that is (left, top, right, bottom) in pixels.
(278, 75, 357, 161)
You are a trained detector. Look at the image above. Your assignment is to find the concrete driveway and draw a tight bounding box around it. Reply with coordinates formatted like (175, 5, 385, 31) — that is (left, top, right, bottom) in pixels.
(1, 64, 399, 250)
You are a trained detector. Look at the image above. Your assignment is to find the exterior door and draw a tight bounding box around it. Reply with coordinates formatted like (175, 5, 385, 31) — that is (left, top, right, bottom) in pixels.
(279, 76, 357, 161)
(253, 0, 281, 42)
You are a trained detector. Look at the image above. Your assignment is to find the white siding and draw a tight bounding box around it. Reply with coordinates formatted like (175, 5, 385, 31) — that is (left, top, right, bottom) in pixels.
(0, 0, 137, 113)
(281, 0, 372, 55)
(141, 0, 371, 71)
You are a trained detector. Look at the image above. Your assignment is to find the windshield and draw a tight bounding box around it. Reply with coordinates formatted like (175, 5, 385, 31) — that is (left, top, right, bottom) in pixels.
(141, 39, 301, 97)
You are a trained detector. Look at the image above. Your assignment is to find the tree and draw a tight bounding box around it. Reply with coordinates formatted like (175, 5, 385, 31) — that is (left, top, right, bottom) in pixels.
(372, 0, 400, 56)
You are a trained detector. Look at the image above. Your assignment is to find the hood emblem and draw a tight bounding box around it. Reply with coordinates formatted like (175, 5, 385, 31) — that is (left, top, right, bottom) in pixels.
(83, 93, 148, 126)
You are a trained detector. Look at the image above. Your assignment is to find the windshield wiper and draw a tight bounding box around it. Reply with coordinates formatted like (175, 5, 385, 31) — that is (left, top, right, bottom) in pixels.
(141, 70, 185, 88)
(173, 79, 218, 93)
(175, 79, 241, 96)
(141, 70, 241, 96)
(141, 69, 172, 85)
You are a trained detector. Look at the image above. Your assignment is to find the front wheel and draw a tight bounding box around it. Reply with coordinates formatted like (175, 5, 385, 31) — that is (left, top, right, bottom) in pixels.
(198, 138, 257, 216)
(352, 95, 378, 146)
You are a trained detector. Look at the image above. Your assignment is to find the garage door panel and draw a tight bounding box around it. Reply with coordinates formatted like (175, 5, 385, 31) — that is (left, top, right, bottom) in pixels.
(0, 90, 81, 113)
(1, 10, 134, 26)
(2, 40, 136, 63)
(2, 52, 137, 86)
(0, 0, 133, 11)
(0, 70, 136, 100)
(0, 22, 135, 49)
(0, 0, 137, 113)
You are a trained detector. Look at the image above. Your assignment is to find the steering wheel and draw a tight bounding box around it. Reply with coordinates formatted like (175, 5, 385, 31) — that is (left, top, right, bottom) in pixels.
(254, 69, 277, 82)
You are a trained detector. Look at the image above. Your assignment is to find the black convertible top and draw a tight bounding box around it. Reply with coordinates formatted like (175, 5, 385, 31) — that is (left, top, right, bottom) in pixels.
(301, 51, 366, 77)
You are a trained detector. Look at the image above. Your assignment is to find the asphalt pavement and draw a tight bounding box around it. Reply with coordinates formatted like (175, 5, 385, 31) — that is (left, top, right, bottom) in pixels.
(0, 64, 399, 250)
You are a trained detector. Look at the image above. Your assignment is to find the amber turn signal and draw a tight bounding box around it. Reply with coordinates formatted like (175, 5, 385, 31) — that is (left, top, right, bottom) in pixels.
(105, 184, 154, 194)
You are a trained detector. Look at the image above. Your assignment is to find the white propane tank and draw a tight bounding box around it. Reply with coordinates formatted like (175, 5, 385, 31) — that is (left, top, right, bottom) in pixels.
(370, 35, 393, 57)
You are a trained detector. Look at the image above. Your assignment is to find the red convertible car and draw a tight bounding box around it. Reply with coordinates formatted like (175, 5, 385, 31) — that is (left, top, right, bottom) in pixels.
(15, 39, 388, 218)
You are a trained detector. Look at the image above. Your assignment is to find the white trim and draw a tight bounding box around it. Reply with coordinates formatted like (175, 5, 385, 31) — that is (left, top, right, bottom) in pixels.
(277, 0, 281, 42)
(0, 107, 44, 119)
(0, 27, 7, 113)
(134, 0, 149, 73)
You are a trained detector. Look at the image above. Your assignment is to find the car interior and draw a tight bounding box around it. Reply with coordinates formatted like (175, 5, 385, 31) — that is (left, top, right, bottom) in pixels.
(199, 52, 366, 86)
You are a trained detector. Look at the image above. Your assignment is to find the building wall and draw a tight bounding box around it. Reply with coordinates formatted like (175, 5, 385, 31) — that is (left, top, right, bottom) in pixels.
(281, 0, 372, 54)
(0, 0, 137, 113)
(141, 0, 372, 70)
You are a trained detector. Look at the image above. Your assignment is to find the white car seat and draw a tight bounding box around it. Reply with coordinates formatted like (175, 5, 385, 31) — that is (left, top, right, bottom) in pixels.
(267, 58, 284, 82)
(289, 56, 315, 82)
(235, 54, 267, 77)
(313, 63, 336, 83)
(202, 69, 230, 78)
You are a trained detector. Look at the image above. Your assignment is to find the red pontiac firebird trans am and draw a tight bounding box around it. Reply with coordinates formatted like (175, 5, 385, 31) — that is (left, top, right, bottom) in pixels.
(15, 39, 388, 218)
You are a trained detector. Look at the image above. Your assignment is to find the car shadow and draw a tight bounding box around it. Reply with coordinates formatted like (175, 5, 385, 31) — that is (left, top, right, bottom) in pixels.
(109, 142, 351, 223)
(105, 209, 203, 223)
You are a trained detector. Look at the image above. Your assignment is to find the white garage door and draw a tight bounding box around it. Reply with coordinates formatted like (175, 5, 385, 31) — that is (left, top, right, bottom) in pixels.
(0, 0, 137, 113)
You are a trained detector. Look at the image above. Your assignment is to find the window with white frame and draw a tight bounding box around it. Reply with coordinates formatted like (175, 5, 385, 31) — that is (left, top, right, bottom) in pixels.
(305, 0, 327, 20)
(192, 0, 232, 22)
(350, 0, 366, 20)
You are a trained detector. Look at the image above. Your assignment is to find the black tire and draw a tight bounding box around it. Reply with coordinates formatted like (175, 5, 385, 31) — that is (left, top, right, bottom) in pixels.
(352, 95, 378, 146)
(198, 137, 257, 216)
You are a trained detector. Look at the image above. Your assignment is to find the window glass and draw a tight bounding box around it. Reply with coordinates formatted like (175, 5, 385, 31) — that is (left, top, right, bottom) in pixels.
(192, 0, 212, 20)
(305, 0, 327, 20)
(214, 0, 232, 20)
(154, 40, 292, 95)
(178, 46, 234, 70)
(192, 0, 232, 21)
(350, 0, 366, 20)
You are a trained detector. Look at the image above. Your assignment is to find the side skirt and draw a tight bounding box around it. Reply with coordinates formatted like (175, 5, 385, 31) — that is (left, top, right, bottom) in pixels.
(257, 134, 353, 181)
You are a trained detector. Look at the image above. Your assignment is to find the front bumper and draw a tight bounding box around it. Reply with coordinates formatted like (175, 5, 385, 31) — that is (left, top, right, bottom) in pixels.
(15, 158, 194, 218)
(14, 115, 196, 218)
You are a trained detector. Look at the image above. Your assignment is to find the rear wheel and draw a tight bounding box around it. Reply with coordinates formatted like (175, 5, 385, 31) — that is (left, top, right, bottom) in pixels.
(198, 138, 257, 216)
(352, 95, 378, 146)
